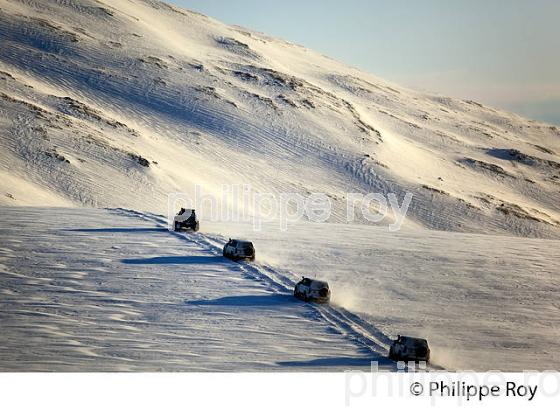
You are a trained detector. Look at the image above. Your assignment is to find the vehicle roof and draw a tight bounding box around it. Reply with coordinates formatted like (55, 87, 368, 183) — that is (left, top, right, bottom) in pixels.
(399, 336, 428, 344)
(231, 239, 253, 245)
(303, 277, 329, 286)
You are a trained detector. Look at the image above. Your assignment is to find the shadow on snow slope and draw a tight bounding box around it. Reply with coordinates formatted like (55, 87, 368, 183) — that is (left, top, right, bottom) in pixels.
(277, 356, 395, 368)
(67, 227, 169, 233)
(186, 293, 295, 307)
(121, 254, 225, 265)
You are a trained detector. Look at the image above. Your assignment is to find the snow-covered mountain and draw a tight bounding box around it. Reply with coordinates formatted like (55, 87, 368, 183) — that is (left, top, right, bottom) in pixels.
(2, 2, 560, 372)
(1, 0, 559, 237)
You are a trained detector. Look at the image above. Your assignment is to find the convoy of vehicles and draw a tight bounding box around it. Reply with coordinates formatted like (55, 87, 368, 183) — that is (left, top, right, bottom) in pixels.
(171, 208, 430, 364)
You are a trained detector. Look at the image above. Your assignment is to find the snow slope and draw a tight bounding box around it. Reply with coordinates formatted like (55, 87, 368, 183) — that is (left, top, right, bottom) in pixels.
(0, 0, 559, 237)
(0, 206, 398, 371)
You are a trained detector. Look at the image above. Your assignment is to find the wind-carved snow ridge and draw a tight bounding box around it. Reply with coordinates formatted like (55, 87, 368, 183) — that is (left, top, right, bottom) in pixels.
(0, 0, 559, 237)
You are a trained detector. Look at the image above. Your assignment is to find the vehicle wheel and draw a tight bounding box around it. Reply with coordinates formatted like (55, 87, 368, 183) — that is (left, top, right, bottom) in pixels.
(388, 347, 395, 360)
(223, 248, 227, 257)
(174, 222, 180, 231)
(304, 292, 309, 302)
(194, 222, 200, 232)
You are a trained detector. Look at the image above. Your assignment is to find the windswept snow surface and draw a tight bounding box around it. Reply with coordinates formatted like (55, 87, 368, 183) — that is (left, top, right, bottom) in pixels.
(1, 0, 560, 238)
(1, 207, 558, 371)
(0, 207, 397, 371)
(204, 220, 560, 371)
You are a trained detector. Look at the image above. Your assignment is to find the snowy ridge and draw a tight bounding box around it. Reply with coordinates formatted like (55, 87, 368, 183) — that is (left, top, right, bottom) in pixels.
(0, 0, 559, 237)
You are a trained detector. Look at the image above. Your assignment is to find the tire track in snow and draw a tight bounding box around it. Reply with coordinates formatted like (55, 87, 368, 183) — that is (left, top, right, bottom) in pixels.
(109, 208, 441, 369)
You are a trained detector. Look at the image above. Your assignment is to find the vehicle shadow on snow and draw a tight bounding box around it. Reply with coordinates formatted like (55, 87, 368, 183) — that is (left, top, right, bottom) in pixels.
(186, 293, 295, 307)
(66, 227, 169, 233)
(121, 255, 225, 265)
(276, 355, 397, 369)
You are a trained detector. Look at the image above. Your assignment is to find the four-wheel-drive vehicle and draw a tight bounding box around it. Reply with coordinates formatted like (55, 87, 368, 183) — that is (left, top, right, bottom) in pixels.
(294, 277, 331, 304)
(389, 335, 430, 363)
(173, 208, 199, 232)
(223, 239, 255, 261)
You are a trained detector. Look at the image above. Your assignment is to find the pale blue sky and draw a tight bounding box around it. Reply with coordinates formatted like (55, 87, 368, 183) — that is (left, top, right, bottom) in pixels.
(171, 0, 560, 124)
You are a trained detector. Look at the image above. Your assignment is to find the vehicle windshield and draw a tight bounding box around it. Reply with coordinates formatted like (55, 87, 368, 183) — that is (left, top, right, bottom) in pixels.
(403, 338, 427, 347)
(311, 282, 328, 290)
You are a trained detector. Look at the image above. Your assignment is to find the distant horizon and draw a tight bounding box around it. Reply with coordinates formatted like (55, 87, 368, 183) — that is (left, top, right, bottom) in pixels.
(171, 0, 560, 125)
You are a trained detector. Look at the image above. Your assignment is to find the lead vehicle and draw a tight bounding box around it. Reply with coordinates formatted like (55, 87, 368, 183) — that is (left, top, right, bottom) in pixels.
(223, 239, 255, 261)
(389, 335, 430, 363)
(173, 208, 199, 232)
(294, 277, 331, 304)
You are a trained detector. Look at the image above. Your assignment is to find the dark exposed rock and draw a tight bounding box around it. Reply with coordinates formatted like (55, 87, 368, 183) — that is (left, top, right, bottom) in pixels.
(496, 202, 542, 223)
(487, 148, 560, 170)
(45, 150, 70, 163)
(276, 94, 298, 107)
(129, 153, 150, 167)
(461, 158, 513, 177)
(232, 70, 258, 82)
(422, 185, 449, 195)
(301, 98, 315, 109)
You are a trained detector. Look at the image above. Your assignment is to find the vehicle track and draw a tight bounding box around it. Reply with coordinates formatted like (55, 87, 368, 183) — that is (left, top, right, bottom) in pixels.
(111, 208, 442, 370)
